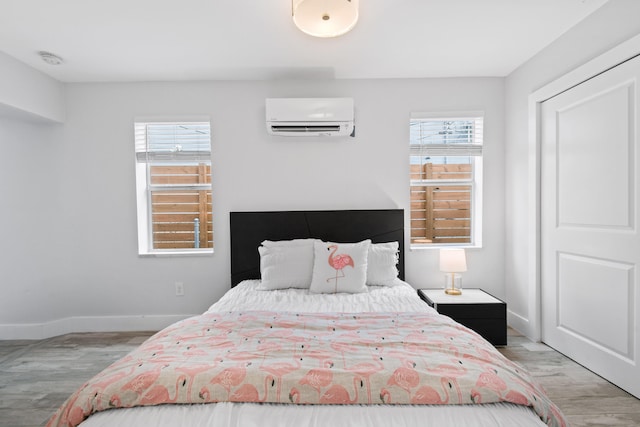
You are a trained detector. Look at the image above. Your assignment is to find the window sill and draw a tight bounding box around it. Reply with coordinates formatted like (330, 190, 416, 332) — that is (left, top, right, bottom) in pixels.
(139, 249, 214, 257)
(410, 244, 481, 251)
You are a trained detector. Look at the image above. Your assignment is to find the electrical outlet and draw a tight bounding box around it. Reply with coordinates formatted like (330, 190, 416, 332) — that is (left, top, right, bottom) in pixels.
(175, 282, 185, 296)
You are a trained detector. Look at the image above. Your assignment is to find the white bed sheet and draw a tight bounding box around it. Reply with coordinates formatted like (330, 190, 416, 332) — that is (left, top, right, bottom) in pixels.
(79, 280, 547, 427)
(81, 401, 546, 427)
(206, 280, 432, 314)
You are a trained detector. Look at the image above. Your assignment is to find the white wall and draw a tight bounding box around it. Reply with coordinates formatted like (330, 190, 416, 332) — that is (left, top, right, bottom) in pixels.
(0, 77, 504, 339)
(504, 0, 640, 338)
(0, 116, 63, 336)
(0, 51, 65, 123)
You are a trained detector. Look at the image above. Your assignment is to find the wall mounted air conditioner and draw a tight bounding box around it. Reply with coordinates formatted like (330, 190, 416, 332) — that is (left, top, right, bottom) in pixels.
(266, 98, 354, 137)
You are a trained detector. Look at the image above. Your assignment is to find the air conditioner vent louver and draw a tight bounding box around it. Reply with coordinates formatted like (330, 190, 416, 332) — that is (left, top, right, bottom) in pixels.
(266, 98, 354, 137)
(270, 125, 342, 133)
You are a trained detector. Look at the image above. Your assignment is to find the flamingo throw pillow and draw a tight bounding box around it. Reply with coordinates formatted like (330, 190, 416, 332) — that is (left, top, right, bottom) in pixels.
(309, 239, 371, 294)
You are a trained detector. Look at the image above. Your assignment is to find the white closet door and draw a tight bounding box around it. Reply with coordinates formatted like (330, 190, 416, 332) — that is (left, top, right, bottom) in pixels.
(541, 53, 640, 398)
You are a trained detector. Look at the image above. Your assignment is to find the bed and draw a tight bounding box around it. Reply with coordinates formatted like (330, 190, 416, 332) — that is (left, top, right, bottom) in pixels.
(47, 209, 567, 427)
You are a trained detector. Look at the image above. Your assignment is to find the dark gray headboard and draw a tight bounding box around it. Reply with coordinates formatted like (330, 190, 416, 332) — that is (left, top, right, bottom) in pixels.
(230, 209, 405, 287)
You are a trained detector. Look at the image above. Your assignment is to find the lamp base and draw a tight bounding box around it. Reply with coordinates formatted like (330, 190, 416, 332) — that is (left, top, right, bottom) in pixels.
(443, 273, 463, 295)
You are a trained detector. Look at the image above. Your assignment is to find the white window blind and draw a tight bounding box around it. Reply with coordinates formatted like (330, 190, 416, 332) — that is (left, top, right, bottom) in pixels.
(135, 122, 211, 163)
(410, 112, 484, 158)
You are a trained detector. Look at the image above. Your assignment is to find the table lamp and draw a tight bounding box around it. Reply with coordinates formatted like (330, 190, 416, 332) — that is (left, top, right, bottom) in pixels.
(439, 248, 467, 295)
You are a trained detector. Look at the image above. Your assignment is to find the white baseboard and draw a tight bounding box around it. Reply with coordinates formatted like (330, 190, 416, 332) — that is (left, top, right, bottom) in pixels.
(0, 314, 197, 340)
(507, 309, 535, 341)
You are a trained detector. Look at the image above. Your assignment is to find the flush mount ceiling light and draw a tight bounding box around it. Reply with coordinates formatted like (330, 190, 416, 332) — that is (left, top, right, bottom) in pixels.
(38, 51, 64, 65)
(292, 0, 359, 38)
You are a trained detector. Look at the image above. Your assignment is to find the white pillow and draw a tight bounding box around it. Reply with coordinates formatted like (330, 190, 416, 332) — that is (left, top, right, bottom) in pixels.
(258, 241, 315, 290)
(367, 241, 399, 286)
(310, 240, 371, 294)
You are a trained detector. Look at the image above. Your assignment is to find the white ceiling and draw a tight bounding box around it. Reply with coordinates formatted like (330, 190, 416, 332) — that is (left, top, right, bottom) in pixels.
(0, 0, 608, 83)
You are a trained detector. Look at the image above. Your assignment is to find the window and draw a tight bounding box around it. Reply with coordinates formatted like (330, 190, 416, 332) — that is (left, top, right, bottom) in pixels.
(134, 121, 213, 255)
(409, 112, 483, 247)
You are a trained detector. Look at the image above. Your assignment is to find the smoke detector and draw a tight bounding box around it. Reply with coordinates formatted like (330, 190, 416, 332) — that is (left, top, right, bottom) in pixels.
(38, 51, 64, 65)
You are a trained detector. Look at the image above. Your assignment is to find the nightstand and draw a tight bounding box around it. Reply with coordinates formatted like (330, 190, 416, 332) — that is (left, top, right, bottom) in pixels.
(418, 288, 507, 346)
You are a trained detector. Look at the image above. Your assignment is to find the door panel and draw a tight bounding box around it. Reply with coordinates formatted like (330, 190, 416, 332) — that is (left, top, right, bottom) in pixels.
(557, 253, 633, 359)
(556, 82, 633, 228)
(541, 54, 640, 398)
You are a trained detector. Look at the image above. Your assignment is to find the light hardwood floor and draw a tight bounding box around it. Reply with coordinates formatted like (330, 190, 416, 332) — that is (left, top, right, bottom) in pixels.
(0, 328, 639, 427)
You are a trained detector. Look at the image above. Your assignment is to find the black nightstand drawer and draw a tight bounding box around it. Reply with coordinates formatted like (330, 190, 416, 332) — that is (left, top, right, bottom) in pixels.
(418, 289, 507, 346)
(435, 302, 506, 320)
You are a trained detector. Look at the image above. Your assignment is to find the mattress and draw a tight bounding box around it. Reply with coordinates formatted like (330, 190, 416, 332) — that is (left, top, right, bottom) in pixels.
(71, 281, 551, 427)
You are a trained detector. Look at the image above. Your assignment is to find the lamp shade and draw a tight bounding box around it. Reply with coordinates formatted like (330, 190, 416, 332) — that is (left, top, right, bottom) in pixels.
(439, 248, 467, 273)
(292, 0, 359, 38)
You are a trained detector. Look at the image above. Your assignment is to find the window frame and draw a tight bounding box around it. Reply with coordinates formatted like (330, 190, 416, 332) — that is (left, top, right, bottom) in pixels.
(409, 112, 484, 249)
(134, 120, 213, 256)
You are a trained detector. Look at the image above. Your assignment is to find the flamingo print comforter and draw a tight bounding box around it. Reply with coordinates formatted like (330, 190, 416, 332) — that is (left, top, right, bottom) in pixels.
(47, 310, 567, 427)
